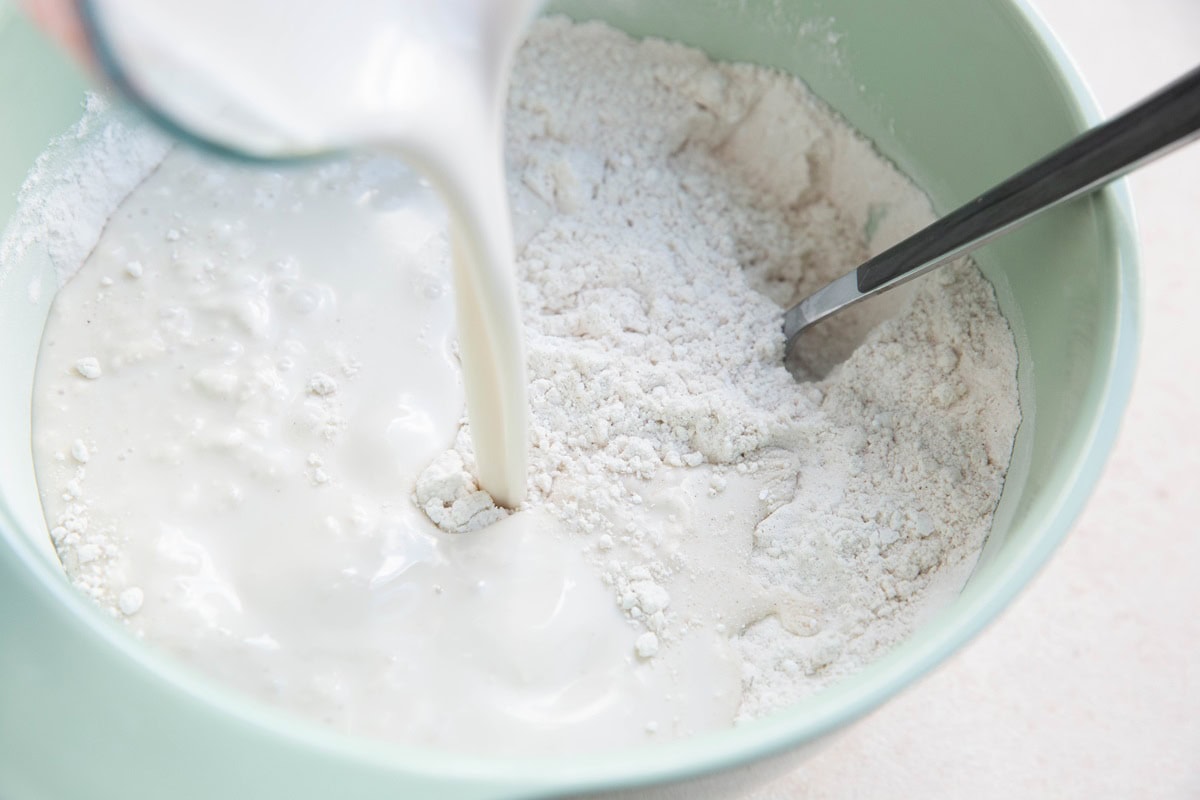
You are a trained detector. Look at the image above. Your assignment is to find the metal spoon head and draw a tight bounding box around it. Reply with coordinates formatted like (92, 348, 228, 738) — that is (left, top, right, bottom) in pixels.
(782, 270, 865, 360)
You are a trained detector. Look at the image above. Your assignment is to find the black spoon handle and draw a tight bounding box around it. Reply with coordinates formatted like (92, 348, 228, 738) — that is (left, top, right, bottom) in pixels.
(784, 64, 1200, 350)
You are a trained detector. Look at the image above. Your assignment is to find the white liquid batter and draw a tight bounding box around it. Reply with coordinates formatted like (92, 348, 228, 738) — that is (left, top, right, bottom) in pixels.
(33, 151, 741, 753)
(86, 0, 540, 506)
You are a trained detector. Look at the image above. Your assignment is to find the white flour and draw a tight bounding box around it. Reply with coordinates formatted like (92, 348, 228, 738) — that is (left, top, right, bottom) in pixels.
(21, 18, 1019, 750)
(0, 94, 170, 294)
(504, 19, 1018, 714)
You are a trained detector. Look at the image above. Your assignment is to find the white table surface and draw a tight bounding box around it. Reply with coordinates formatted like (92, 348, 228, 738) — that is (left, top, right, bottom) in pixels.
(753, 1, 1200, 797)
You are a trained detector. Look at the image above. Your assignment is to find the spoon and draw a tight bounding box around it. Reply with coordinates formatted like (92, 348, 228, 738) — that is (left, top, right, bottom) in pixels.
(784, 64, 1200, 355)
(65, 4, 1200, 364)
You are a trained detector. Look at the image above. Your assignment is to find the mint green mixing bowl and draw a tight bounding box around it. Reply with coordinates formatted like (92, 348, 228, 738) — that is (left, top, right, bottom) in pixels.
(0, 0, 1137, 797)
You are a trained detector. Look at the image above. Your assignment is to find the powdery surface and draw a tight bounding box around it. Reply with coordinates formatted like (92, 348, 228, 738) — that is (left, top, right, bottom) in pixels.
(0, 95, 170, 294)
(24, 17, 1020, 738)
(456, 18, 1019, 713)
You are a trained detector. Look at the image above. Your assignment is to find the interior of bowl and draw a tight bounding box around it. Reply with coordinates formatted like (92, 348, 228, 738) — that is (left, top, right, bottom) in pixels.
(0, 0, 1137, 797)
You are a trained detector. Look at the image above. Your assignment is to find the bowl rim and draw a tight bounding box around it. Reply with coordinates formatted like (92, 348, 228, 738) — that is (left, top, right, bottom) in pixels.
(0, 0, 1141, 795)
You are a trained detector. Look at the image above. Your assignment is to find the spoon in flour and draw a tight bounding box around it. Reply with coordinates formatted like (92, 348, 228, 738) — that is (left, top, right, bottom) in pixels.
(784, 64, 1200, 355)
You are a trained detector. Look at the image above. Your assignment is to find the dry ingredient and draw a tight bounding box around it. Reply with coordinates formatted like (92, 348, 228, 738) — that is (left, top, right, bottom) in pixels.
(22, 18, 1019, 753)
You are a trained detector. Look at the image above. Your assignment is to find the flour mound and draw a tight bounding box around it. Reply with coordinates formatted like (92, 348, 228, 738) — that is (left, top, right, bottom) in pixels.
(442, 18, 1018, 711)
(0, 94, 171, 288)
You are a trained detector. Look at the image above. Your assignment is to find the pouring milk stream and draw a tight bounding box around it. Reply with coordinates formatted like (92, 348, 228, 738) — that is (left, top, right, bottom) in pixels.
(81, 0, 539, 507)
